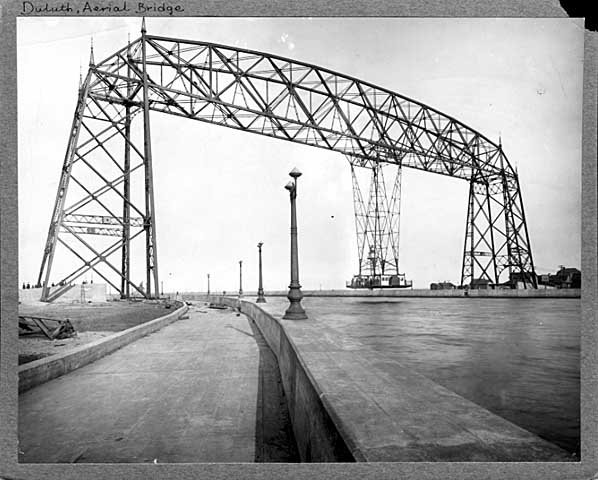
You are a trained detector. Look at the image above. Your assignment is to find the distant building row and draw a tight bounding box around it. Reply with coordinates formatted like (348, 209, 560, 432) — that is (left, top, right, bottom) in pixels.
(536, 267, 581, 289)
(430, 266, 581, 290)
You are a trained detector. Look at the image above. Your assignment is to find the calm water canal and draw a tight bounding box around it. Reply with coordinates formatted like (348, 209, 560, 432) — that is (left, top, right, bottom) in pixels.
(302, 297, 580, 455)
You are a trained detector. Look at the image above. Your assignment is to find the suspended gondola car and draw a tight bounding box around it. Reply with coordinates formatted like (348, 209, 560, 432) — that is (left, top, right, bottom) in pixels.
(346, 273, 412, 289)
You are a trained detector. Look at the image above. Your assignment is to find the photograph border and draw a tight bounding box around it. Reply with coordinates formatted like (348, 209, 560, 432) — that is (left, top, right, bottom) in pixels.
(1, 2, 596, 479)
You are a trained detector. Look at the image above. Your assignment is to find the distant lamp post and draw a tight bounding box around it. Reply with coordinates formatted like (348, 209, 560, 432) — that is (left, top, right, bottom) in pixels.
(207, 273, 210, 296)
(283, 167, 307, 320)
(167, 272, 172, 299)
(256, 242, 266, 303)
(238, 260, 243, 298)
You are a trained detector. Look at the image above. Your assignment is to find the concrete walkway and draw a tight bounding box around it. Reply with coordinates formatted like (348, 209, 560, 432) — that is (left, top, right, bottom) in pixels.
(19, 304, 298, 463)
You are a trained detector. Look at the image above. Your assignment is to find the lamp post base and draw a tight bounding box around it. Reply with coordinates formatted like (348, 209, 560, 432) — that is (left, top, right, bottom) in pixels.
(283, 285, 307, 319)
(256, 293, 267, 303)
(283, 305, 307, 319)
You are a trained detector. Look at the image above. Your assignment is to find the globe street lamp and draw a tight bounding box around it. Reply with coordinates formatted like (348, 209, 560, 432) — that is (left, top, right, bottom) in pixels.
(283, 167, 307, 320)
(256, 242, 266, 303)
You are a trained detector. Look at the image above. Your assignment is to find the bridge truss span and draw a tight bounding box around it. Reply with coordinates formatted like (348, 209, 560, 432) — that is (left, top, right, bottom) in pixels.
(93, 34, 510, 180)
(37, 28, 536, 301)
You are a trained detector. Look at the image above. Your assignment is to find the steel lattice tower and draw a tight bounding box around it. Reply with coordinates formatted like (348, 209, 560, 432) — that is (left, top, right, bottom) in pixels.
(349, 158, 403, 279)
(36, 24, 537, 301)
(37, 23, 160, 301)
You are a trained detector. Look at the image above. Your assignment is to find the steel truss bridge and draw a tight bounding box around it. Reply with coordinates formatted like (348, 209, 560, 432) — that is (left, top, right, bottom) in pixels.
(37, 23, 536, 301)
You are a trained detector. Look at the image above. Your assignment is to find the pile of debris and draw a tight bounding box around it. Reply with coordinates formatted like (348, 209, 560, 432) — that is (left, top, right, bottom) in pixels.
(19, 315, 77, 340)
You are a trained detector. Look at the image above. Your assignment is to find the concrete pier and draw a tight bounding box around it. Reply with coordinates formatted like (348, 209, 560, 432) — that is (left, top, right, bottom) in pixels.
(19, 304, 298, 463)
(210, 288, 581, 298)
(206, 295, 573, 462)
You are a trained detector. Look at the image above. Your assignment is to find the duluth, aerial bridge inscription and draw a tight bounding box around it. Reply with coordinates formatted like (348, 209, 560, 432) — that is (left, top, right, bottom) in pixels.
(37, 22, 537, 302)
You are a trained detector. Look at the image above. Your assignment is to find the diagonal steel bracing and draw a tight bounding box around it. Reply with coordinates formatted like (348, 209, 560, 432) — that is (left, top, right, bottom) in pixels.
(349, 158, 403, 279)
(37, 30, 536, 300)
(38, 32, 159, 301)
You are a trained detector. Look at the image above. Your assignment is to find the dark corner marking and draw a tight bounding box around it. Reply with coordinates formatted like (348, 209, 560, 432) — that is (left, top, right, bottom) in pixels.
(559, 0, 596, 31)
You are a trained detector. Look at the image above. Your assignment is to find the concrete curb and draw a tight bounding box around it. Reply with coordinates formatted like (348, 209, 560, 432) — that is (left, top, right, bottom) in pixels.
(277, 319, 365, 462)
(206, 295, 357, 462)
(19, 302, 189, 393)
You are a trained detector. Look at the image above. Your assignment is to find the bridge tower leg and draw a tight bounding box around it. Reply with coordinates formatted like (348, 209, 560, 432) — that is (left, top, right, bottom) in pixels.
(461, 151, 536, 289)
(36, 27, 161, 302)
(461, 177, 500, 288)
(37, 70, 92, 302)
(121, 40, 133, 299)
(499, 164, 537, 288)
(140, 19, 160, 299)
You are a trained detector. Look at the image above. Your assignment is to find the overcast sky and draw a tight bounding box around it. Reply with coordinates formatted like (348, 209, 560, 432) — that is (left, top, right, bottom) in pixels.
(17, 17, 584, 292)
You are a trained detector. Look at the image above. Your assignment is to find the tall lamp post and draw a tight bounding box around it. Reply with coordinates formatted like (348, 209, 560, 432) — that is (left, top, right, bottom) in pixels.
(256, 242, 266, 303)
(238, 260, 243, 298)
(283, 168, 307, 320)
(207, 273, 210, 296)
